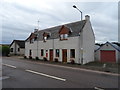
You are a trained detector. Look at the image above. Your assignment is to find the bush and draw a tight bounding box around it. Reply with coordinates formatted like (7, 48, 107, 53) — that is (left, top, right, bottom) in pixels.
(43, 57, 47, 61)
(0, 45, 10, 56)
(29, 56, 32, 59)
(70, 59, 75, 64)
(54, 58, 58, 62)
(35, 57, 39, 60)
(24, 56, 27, 59)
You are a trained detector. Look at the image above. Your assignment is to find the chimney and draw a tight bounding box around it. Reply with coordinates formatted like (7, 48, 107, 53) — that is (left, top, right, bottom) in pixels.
(85, 15, 90, 21)
(34, 28, 38, 33)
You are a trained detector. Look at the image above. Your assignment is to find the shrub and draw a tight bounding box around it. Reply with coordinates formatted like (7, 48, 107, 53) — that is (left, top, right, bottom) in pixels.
(29, 56, 32, 59)
(0, 45, 10, 56)
(70, 59, 75, 64)
(54, 58, 58, 62)
(24, 56, 27, 59)
(43, 57, 47, 61)
(35, 56, 39, 60)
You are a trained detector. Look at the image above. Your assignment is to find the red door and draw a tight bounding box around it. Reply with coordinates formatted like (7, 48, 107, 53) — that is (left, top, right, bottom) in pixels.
(49, 49, 53, 61)
(100, 50, 116, 62)
(62, 49, 67, 62)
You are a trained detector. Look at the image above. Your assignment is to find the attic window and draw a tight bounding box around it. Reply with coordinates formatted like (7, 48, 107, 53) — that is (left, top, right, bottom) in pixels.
(60, 34, 68, 40)
(44, 36, 47, 42)
(43, 32, 51, 42)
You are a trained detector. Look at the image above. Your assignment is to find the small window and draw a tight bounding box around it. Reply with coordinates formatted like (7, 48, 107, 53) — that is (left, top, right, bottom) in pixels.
(56, 49, 59, 57)
(44, 37, 47, 42)
(64, 34, 68, 39)
(60, 34, 68, 40)
(41, 49, 44, 56)
(18, 48, 20, 52)
(70, 49, 75, 58)
(11, 48, 13, 52)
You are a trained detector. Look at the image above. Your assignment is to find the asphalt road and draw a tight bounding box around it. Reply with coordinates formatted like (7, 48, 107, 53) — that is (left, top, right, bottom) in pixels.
(2, 57, 119, 89)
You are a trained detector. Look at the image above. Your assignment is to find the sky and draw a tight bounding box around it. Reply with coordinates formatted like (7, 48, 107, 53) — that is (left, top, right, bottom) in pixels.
(0, 0, 118, 44)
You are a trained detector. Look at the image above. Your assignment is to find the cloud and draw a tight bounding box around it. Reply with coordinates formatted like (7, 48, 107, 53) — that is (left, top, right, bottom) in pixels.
(1, 1, 118, 44)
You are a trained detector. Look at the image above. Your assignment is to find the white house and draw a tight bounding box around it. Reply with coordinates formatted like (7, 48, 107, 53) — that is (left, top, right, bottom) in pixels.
(10, 40, 25, 55)
(95, 42, 120, 63)
(25, 15, 95, 64)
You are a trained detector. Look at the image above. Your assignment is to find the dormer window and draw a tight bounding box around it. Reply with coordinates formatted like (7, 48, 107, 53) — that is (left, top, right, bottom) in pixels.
(60, 34, 68, 40)
(59, 25, 70, 41)
(43, 32, 50, 42)
(44, 36, 47, 42)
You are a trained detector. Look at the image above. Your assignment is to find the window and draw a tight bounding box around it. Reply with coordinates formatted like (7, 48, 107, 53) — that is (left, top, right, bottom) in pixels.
(11, 48, 13, 52)
(44, 37, 47, 42)
(41, 49, 44, 56)
(18, 48, 20, 52)
(64, 34, 68, 39)
(60, 34, 68, 40)
(56, 49, 59, 57)
(70, 49, 75, 58)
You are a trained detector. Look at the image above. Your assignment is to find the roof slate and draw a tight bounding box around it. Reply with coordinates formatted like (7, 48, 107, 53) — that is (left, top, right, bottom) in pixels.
(26, 20, 86, 41)
(95, 42, 120, 52)
(10, 40, 25, 48)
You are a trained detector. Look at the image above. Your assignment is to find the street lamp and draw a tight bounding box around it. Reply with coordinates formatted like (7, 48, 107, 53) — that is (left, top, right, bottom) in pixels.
(73, 5, 82, 21)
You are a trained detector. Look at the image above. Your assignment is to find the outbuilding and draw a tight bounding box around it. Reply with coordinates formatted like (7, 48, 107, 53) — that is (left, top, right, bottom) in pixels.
(95, 42, 120, 63)
(10, 40, 25, 55)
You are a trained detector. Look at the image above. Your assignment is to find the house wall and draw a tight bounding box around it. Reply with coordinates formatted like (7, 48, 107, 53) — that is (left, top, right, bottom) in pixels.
(25, 17, 95, 64)
(25, 36, 80, 63)
(95, 44, 119, 63)
(82, 19, 95, 64)
(10, 42, 16, 55)
(10, 42, 25, 55)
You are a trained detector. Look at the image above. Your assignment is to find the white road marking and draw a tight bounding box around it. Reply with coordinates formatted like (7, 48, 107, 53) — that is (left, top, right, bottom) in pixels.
(0, 76, 10, 80)
(94, 87, 104, 90)
(25, 69, 66, 81)
(2, 63, 17, 69)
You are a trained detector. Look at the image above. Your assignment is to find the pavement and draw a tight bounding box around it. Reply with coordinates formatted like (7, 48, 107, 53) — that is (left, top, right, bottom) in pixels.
(7, 56, 120, 76)
(2, 56, 120, 88)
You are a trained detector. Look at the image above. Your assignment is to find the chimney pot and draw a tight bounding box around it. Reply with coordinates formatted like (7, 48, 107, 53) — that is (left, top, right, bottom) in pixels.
(85, 15, 90, 21)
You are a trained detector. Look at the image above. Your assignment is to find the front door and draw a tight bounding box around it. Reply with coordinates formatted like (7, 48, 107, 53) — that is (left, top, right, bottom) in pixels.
(49, 49, 53, 61)
(62, 49, 67, 62)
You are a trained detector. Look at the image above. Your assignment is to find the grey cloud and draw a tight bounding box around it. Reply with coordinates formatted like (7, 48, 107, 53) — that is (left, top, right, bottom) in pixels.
(1, 1, 118, 44)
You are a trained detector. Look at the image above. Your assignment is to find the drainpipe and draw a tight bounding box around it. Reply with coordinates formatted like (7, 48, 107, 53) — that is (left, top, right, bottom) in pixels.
(81, 31, 83, 65)
(37, 33, 39, 57)
(79, 31, 83, 65)
(78, 33, 81, 64)
(37, 38, 38, 57)
(53, 38, 54, 58)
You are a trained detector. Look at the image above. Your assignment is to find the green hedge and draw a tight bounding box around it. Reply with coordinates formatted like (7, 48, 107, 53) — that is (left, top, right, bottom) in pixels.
(0, 45, 10, 56)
